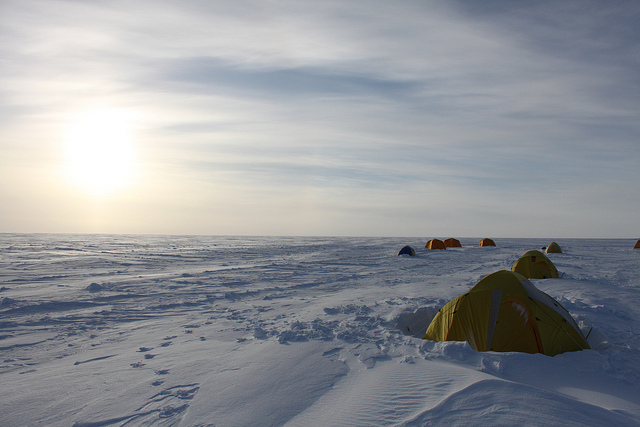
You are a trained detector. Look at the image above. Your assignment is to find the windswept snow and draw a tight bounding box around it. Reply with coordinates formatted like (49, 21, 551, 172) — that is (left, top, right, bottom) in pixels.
(1, 234, 640, 426)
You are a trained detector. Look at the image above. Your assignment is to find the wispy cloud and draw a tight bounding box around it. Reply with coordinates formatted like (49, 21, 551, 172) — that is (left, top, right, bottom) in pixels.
(1, 0, 639, 236)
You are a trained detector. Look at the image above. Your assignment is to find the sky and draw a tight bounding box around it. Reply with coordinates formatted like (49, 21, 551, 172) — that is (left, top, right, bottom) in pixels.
(1, 0, 639, 238)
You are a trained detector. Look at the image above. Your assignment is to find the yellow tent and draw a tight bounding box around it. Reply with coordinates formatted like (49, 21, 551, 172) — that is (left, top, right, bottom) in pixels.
(479, 238, 496, 247)
(444, 238, 462, 248)
(424, 270, 589, 356)
(425, 239, 446, 250)
(546, 242, 562, 254)
(511, 250, 559, 279)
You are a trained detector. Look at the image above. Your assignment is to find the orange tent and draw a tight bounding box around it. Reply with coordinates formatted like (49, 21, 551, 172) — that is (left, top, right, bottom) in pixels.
(425, 239, 446, 250)
(635, 239, 640, 249)
(479, 238, 496, 247)
(444, 238, 462, 248)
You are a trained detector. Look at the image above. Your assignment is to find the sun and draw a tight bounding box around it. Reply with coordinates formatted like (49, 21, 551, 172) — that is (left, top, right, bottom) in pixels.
(63, 108, 138, 197)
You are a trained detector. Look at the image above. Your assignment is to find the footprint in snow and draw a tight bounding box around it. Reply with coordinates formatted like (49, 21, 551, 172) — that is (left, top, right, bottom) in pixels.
(135, 384, 200, 423)
(322, 347, 343, 358)
(76, 383, 199, 425)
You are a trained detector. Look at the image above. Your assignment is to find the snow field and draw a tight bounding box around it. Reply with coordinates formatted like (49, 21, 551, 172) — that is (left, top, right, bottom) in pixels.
(1, 235, 640, 426)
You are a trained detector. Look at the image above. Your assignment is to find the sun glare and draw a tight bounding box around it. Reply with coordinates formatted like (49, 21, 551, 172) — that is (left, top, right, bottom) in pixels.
(64, 108, 138, 197)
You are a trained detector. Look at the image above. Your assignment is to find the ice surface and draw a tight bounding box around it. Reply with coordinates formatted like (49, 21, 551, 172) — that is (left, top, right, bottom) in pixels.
(1, 234, 640, 426)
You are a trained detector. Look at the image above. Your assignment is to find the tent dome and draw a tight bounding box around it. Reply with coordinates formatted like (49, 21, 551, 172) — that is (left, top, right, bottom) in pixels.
(425, 239, 446, 250)
(546, 242, 562, 253)
(424, 270, 589, 356)
(444, 238, 462, 248)
(511, 250, 559, 279)
(398, 245, 416, 256)
(478, 238, 496, 247)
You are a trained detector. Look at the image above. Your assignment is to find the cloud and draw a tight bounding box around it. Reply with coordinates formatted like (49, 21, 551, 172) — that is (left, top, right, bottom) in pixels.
(1, 0, 639, 236)
(162, 58, 417, 100)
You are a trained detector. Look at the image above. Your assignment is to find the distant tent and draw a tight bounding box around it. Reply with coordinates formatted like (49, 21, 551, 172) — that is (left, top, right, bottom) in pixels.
(635, 240, 640, 249)
(425, 239, 446, 250)
(398, 245, 416, 256)
(478, 238, 496, 247)
(511, 250, 559, 279)
(546, 242, 562, 254)
(424, 270, 589, 356)
(444, 238, 462, 248)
